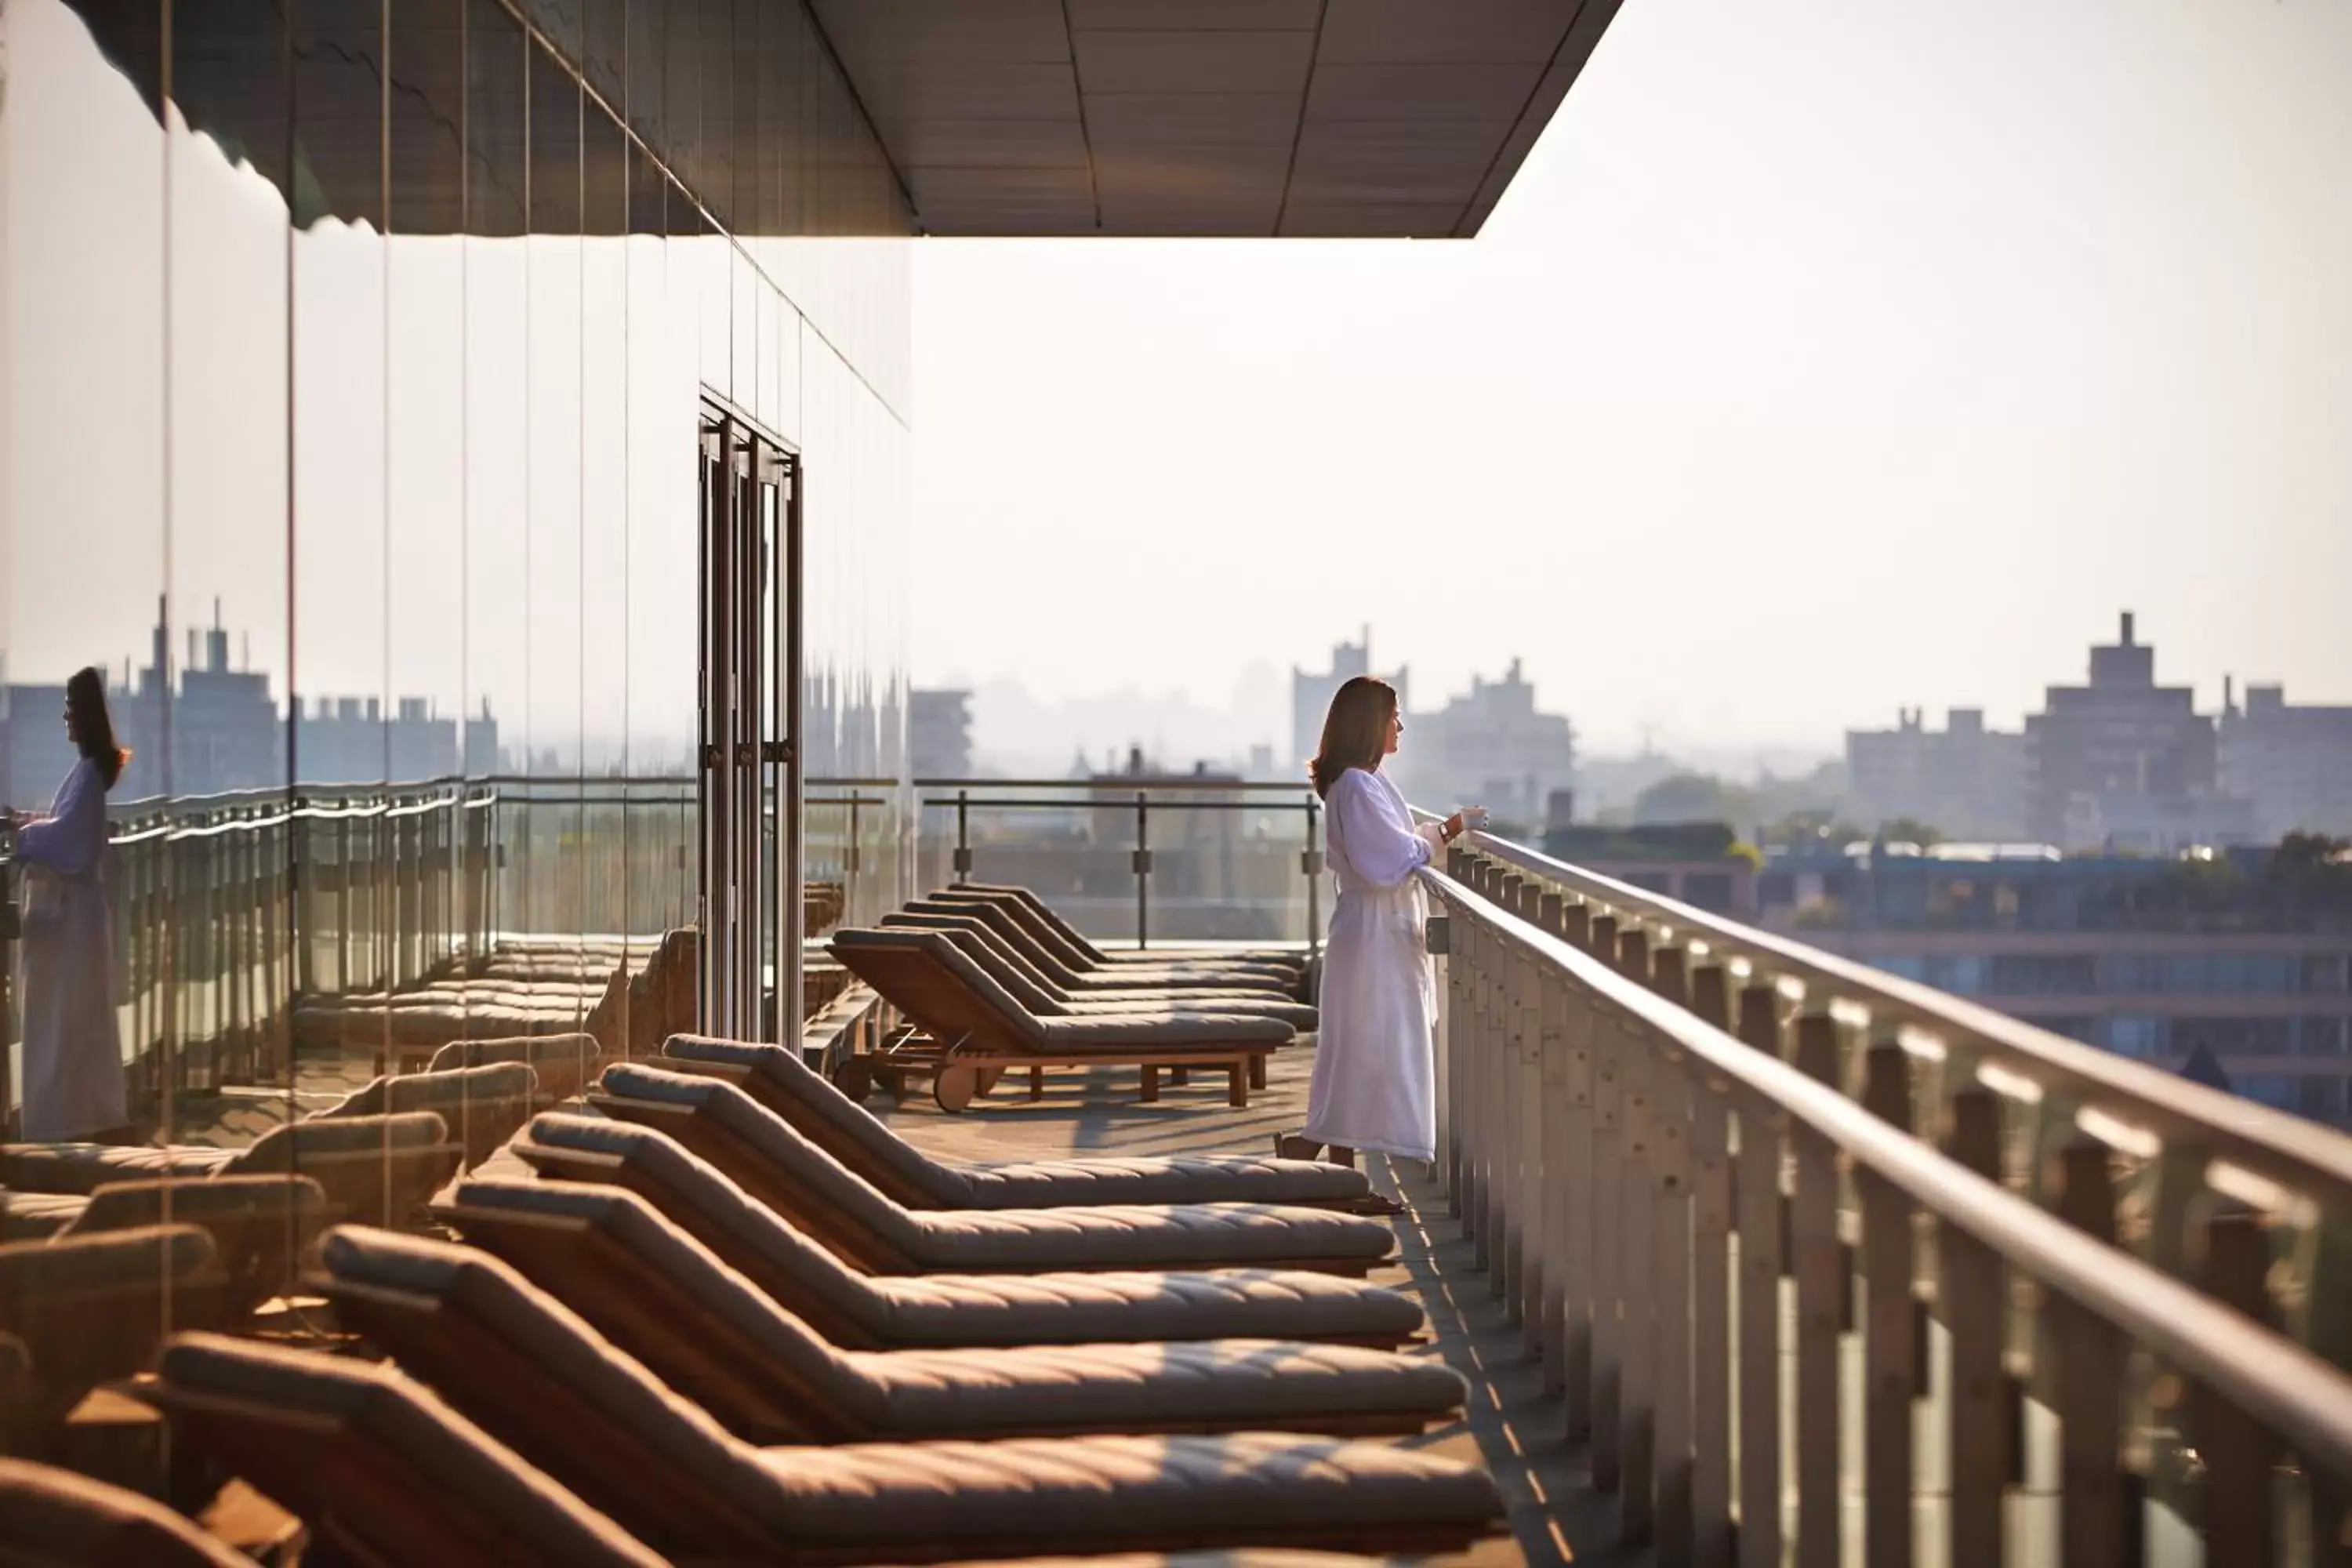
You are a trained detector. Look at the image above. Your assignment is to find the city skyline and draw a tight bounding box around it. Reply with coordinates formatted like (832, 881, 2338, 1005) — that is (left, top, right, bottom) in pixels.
(909, 0, 2352, 751)
(931, 609, 2352, 778)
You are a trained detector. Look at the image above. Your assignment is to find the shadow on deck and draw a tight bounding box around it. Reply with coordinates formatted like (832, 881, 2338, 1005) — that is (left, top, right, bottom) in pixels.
(866, 1038, 1649, 1568)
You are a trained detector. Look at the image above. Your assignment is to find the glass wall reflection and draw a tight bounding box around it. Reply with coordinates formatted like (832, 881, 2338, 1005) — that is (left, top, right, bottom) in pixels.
(0, 0, 911, 1161)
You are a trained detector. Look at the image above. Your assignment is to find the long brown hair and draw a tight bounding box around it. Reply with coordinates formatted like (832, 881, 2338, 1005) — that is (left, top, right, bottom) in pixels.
(1308, 675, 1396, 798)
(67, 667, 130, 790)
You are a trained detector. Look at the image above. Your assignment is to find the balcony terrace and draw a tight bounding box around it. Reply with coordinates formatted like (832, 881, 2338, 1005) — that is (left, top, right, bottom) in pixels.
(5, 0, 2349, 1560)
(9, 771, 2352, 1564)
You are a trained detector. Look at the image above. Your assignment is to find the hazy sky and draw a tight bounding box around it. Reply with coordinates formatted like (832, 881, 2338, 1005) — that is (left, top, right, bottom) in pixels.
(908, 0, 2352, 757)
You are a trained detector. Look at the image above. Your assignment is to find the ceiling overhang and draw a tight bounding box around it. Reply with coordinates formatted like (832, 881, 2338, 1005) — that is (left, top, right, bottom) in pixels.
(807, 0, 1624, 238)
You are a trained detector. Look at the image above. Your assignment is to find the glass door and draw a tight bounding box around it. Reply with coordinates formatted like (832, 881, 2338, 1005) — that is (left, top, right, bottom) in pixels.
(697, 411, 800, 1042)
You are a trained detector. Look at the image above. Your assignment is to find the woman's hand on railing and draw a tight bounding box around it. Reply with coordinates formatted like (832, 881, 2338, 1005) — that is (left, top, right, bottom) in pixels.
(1440, 806, 1490, 843)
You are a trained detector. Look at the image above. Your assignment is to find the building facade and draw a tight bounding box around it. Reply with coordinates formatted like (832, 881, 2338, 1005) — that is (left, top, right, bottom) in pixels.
(1759, 844, 2352, 1127)
(2024, 613, 2233, 851)
(1392, 658, 1575, 830)
(908, 688, 973, 782)
(1846, 706, 2029, 839)
(2221, 681, 2352, 840)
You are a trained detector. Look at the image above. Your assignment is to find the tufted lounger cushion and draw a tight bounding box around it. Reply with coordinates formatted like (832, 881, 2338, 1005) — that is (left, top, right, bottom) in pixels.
(5, 1109, 456, 1198)
(583, 1068, 1392, 1275)
(662, 1035, 1361, 1211)
(282, 1228, 1501, 1563)
(419, 1184, 1458, 1443)
(877, 916, 1319, 1027)
(490, 1125, 1423, 1349)
(151, 1333, 665, 1566)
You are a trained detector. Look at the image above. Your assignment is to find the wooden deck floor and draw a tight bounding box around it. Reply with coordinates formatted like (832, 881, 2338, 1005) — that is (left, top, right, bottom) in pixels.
(866, 1036, 1647, 1568)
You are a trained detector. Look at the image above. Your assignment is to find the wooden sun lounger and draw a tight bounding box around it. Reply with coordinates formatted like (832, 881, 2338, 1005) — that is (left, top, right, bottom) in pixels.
(659, 1033, 1370, 1212)
(426, 1032, 603, 1105)
(318, 1223, 1461, 1447)
(572, 1069, 1394, 1278)
(477, 1131, 1425, 1352)
(910, 896, 1298, 993)
(0, 1225, 229, 1434)
(56, 1175, 329, 1316)
(0, 1456, 256, 1567)
(6, 1105, 469, 1225)
(268, 1229, 1504, 1564)
(944, 884, 1307, 976)
(880, 912, 1319, 1027)
(829, 927, 1291, 1111)
(139, 1334, 666, 1566)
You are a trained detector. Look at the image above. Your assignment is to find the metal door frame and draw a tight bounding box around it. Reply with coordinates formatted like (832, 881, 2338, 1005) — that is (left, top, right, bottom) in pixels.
(696, 402, 801, 1044)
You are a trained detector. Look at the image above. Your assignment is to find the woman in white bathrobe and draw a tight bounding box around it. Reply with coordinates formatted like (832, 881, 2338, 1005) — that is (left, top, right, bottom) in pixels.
(5, 667, 131, 1142)
(1278, 676, 1478, 1176)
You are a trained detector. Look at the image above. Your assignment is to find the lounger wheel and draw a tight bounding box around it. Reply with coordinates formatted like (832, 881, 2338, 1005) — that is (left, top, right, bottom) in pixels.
(934, 1064, 980, 1113)
(830, 1054, 874, 1103)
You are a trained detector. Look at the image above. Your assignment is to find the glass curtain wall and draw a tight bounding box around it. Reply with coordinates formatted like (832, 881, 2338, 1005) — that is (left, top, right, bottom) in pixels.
(0, 0, 910, 1144)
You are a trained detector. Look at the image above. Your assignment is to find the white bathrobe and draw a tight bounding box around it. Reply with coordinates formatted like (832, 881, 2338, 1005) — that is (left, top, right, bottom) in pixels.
(14, 757, 127, 1139)
(1300, 766, 1448, 1162)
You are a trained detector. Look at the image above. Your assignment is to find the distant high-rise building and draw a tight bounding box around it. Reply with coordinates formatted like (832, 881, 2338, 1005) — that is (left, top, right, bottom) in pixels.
(2, 601, 499, 804)
(1391, 658, 1575, 829)
(2025, 613, 2236, 851)
(2220, 681, 2352, 840)
(909, 688, 973, 779)
(296, 693, 488, 784)
(1846, 706, 2029, 839)
(110, 597, 279, 798)
(1291, 629, 1408, 780)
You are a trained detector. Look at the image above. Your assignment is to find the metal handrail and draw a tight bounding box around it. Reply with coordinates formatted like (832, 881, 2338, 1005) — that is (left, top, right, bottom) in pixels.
(913, 777, 1315, 793)
(1461, 826, 2352, 1212)
(1424, 860, 2352, 1482)
(919, 781, 1323, 950)
(103, 772, 700, 814)
(918, 796, 1312, 811)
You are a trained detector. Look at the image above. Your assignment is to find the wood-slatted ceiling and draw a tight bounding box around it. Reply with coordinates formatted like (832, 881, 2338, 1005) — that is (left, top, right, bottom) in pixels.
(807, 0, 1622, 238)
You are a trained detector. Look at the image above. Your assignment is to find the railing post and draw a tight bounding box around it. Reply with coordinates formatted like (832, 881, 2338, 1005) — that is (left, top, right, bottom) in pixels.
(2307, 1228, 2352, 1568)
(1560, 897, 1596, 1440)
(1456, 864, 1484, 1242)
(1476, 869, 1507, 1281)
(2049, 1133, 2130, 1568)
(1860, 1033, 1917, 1568)
(953, 789, 971, 886)
(1444, 850, 1470, 1216)
(2194, 1201, 2278, 1568)
(1537, 889, 1571, 1396)
(1511, 880, 1547, 1344)
(336, 814, 352, 998)
(1941, 1083, 2009, 1568)
(1790, 1009, 1842, 1568)
(1588, 911, 1624, 1488)
(1512, 931, 1544, 1330)
(1132, 792, 1149, 949)
(1495, 873, 1527, 1310)
(1463, 858, 1489, 1243)
(1688, 963, 1736, 1568)
(1303, 799, 1320, 958)
(1649, 946, 1697, 1566)
(1615, 924, 1657, 1545)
